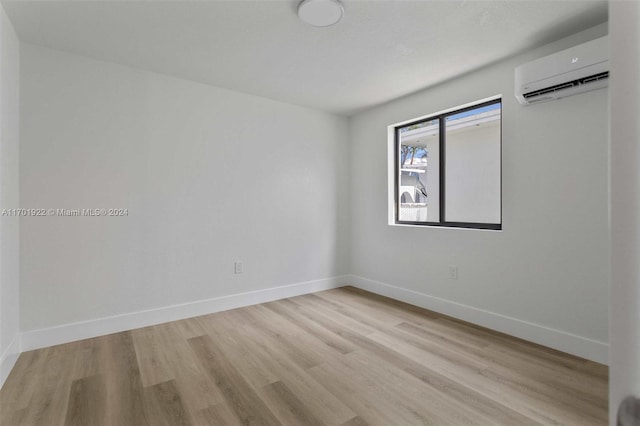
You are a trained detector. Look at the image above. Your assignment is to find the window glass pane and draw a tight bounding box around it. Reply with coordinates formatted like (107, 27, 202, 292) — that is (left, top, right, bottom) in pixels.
(444, 102, 501, 224)
(398, 119, 439, 222)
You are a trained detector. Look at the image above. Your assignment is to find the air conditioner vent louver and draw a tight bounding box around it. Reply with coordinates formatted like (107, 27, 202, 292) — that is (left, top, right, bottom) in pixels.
(523, 71, 609, 99)
(528, 96, 552, 103)
(582, 72, 609, 84)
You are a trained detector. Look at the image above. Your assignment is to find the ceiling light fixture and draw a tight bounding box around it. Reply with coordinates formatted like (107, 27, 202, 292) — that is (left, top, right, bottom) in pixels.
(298, 0, 344, 27)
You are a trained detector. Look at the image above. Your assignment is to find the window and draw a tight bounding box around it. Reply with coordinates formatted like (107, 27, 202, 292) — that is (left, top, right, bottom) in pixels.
(391, 98, 501, 230)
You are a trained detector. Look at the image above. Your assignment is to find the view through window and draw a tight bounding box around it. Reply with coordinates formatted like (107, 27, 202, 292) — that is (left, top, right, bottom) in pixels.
(395, 99, 501, 230)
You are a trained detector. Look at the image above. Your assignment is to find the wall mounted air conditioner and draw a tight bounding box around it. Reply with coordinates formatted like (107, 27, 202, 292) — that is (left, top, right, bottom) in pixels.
(515, 35, 609, 105)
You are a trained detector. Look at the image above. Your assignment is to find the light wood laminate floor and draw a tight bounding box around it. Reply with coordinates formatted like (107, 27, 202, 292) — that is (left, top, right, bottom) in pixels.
(0, 287, 608, 425)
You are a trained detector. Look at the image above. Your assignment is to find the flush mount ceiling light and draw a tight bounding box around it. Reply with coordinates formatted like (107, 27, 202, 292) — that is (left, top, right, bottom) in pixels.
(298, 0, 344, 27)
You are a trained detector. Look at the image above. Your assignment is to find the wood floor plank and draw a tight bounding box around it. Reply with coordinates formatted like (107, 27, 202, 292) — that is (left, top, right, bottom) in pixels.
(18, 345, 77, 426)
(244, 303, 336, 368)
(264, 299, 358, 355)
(396, 319, 491, 353)
(0, 349, 47, 412)
(194, 312, 281, 389)
(172, 316, 211, 339)
(340, 286, 441, 319)
(344, 350, 477, 425)
(479, 366, 607, 424)
(131, 326, 175, 387)
(278, 292, 498, 416)
(0, 406, 27, 426)
(481, 340, 608, 390)
(237, 323, 356, 425)
(258, 381, 324, 426)
(161, 321, 227, 412)
(143, 379, 192, 426)
(188, 335, 281, 426)
(0, 287, 608, 426)
(389, 322, 492, 371)
(103, 331, 150, 426)
(288, 294, 380, 336)
(304, 315, 538, 425)
(318, 287, 431, 325)
(368, 329, 600, 425)
(398, 317, 607, 401)
(339, 416, 369, 426)
(194, 402, 243, 426)
(132, 319, 225, 412)
(64, 374, 106, 426)
(306, 360, 412, 426)
(397, 315, 607, 399)
(437, 315, 592, 371)
(309, 290, 405, 330)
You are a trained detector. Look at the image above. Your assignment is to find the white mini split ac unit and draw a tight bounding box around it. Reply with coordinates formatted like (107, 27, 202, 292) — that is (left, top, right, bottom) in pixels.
(515, 35, 609, 105)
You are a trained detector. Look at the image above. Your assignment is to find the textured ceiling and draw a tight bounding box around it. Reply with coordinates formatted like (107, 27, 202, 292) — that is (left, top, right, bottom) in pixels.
(2, 0, 607, 115)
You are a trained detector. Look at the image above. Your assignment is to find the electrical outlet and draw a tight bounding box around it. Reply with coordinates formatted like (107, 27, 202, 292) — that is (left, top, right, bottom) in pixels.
(449, 266, 458, 280)
(234, 262, 243, 274)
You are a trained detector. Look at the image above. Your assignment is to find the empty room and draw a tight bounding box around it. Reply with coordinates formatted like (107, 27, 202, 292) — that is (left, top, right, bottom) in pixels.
(0, 0, 638, 425)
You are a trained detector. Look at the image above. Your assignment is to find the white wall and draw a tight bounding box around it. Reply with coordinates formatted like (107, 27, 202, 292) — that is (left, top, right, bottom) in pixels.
(349, 24, 609, 362)
(609, 1, 640, 423)
(19, 44, 349, 333)
(0, 3, 20, 385)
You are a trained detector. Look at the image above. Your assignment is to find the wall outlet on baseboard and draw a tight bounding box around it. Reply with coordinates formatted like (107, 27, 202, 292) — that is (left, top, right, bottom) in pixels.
(449, 266, 458, 280)
(234, 261, 243, 274)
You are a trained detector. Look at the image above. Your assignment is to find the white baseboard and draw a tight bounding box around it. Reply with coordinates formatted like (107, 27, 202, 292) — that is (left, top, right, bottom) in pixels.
(0, 335, 21, 390)
(348, 275, 609, 365)
(20, 275, 350, 352)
